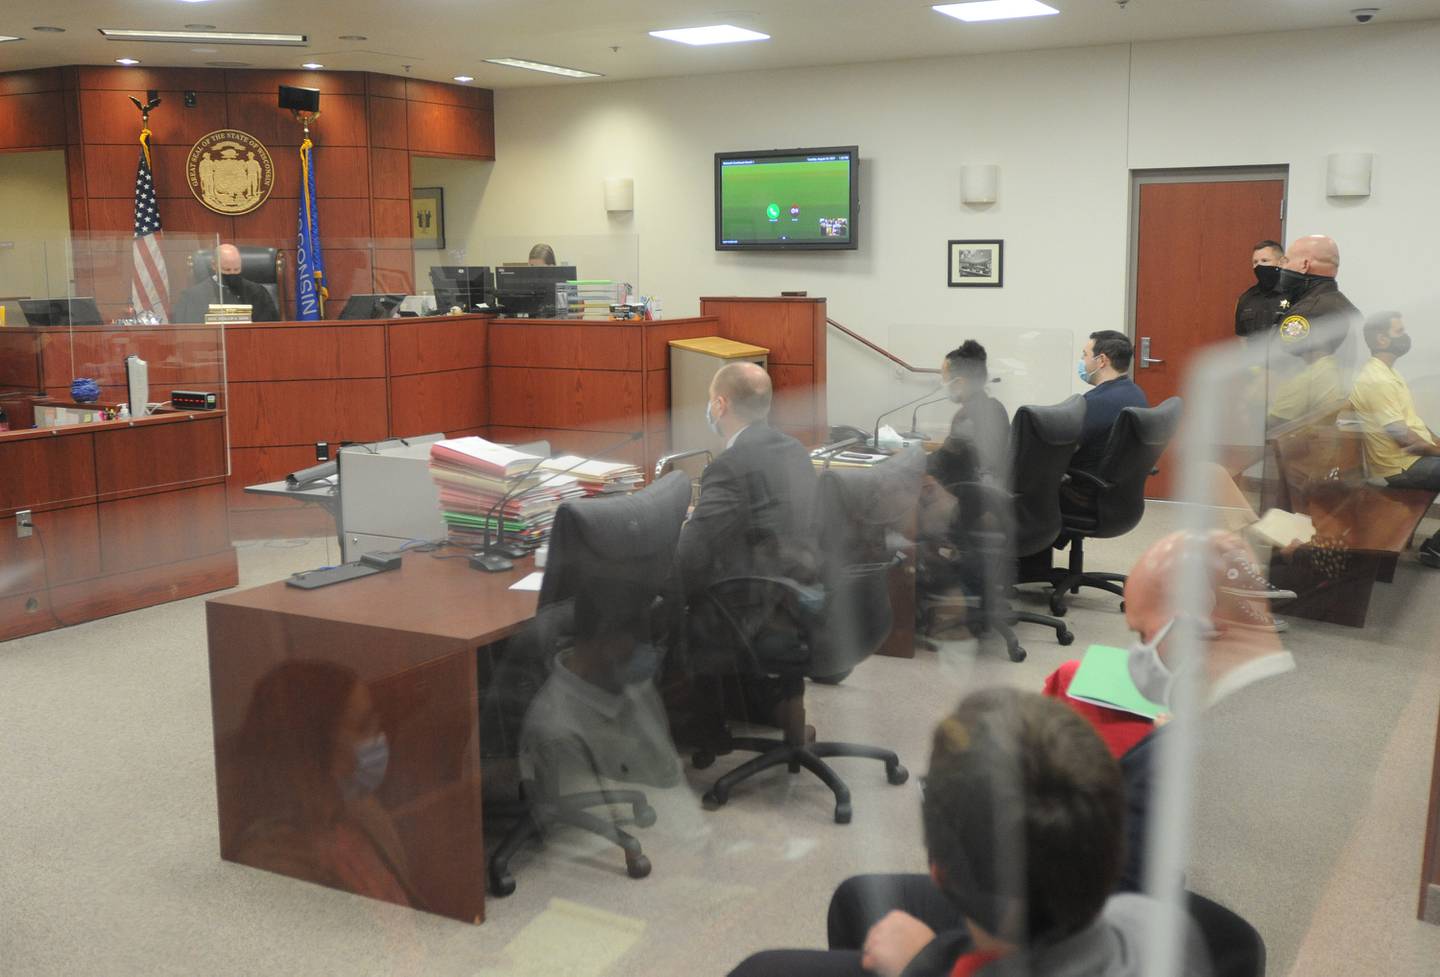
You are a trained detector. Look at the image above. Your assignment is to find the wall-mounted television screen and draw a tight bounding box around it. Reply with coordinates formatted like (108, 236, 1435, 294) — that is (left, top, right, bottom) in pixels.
(715, 146, 859, 251)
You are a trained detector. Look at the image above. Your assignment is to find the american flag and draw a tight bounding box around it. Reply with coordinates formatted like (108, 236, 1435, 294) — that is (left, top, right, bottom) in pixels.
(130, 132, 170, 322)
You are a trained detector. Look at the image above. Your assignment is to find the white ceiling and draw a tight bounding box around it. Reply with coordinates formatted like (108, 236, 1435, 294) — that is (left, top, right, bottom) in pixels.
(3, 0, 1439, 89)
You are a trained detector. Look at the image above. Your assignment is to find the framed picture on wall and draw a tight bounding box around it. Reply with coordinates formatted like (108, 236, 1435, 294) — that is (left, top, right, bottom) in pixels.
(412, 187, 445, 250)
(948, 239, 1003, 287)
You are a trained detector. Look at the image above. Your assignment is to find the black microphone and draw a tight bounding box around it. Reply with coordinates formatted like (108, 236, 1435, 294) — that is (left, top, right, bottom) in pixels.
(472, 431, 644, 572)
(907, 396, 953, 439)
(872, 382, 945, 448)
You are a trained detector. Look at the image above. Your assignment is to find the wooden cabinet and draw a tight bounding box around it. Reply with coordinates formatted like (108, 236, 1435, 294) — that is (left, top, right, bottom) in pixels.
(0, 412, 237, 641)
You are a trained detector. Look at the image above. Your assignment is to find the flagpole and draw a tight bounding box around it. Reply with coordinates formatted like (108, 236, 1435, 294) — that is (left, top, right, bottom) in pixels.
(291, 106, 328, 321)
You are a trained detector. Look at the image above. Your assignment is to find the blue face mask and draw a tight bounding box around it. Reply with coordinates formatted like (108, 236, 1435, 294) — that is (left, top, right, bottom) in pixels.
(350, 733, 390, 794)
(1077, 358, 1098, 385)
(705, 399, 722, 436)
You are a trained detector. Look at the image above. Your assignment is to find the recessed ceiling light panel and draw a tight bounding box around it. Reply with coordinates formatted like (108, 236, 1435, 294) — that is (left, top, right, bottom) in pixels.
(338, 34, 368, 41)
(32, 26, 66, 33)
(302, 62, 323, 69)
(482, 58, 603, 78)
(99, 28, 307, 45)
(932, 0, 1060, 23)
(115, 58, 141, 65)
(648, 24, 770, 45)
(0, 35, 23, 43)
(452, 75, 474, 83)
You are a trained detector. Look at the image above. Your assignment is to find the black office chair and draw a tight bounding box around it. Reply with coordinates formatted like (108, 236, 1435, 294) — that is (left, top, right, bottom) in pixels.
(1188, 892, 1267, 977)
(481, 471, 691, 895)
(916, 399, 1085, 662)
(190, 247, 285, 313)
(1047, 397, 1183, 616)
(689, 462, 912, 824)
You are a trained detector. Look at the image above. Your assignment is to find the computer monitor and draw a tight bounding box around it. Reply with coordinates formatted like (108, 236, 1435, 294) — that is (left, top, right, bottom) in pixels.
(428, 266, 492, 312)
(493, 265, 576, 318)
(19, 297, 103, 326)
(338, 293, 405, 320)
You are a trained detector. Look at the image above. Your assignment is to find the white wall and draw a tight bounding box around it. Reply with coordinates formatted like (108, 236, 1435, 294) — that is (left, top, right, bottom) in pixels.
(0, 150, 71, 311)
(474, 21, 1440, 430)
(409, 155, 492, 288)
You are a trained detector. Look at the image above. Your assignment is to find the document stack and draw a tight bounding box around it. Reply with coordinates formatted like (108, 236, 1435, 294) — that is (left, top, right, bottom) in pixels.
(559, 281, 629, 320)
(428, 437, 584, 550)
(538, 455, 644, 496)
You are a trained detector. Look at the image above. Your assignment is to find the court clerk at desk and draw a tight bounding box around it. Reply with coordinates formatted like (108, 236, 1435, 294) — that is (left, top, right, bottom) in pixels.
(171, 243, 279, 324)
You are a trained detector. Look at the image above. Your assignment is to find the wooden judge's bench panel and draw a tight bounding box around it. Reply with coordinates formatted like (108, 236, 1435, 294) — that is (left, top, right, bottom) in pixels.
(0, 411, 237, 641)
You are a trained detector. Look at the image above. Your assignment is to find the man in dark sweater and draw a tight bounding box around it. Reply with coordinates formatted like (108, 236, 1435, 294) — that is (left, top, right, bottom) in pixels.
(1071, 330, 1149, 476)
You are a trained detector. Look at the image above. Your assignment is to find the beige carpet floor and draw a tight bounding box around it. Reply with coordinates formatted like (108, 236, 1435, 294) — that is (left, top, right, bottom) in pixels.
(2, 504, 1439, 976)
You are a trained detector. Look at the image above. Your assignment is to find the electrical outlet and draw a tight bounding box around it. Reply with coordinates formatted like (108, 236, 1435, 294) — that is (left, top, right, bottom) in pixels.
(16, 509, 34, 539)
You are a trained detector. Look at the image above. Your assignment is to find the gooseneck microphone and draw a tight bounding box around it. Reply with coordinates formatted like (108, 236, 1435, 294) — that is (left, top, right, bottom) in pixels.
(472, 430, 645, 573)
(872, 383, 945, 447)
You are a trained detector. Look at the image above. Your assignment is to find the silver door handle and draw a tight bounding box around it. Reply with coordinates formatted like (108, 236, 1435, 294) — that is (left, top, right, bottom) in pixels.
(1139, 336, 1164, 368)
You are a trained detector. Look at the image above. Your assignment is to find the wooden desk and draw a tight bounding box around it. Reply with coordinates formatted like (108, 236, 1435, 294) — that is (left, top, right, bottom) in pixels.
(1, 409, 236, 640)
(206, 552, 539, 924)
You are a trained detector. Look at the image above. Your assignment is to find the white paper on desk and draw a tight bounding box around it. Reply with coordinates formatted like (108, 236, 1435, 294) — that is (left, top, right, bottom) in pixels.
(509, 571, 544, 591)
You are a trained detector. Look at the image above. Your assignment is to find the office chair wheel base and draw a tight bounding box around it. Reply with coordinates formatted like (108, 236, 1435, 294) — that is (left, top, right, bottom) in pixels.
(692, 751, 716, 770)
(1057, 628, 1074, 647)
(626, 853, 652, 879)
(633, 803, 658, 828)
(886, 763, 910, 786)
(1049, 594, 1068, 617)
(1008, 644, 1028, 663)
(490, 872, 517, 898)
(811, 668, 853, 685)
(702, 787, 728, 809)
(834, 801, 853, 824)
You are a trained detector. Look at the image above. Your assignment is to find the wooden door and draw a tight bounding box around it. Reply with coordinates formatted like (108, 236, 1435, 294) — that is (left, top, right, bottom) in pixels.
(1133, 178, 1284, 497)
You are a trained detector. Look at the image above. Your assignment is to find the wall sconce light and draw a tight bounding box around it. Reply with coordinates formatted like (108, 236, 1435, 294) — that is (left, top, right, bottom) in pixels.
(604, 177, 634, 213)
(960, 164, 999, 205)
(1326, 152, 1373, 198)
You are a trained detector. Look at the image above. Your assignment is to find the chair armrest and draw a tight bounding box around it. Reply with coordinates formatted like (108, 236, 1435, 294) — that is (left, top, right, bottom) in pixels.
(655, 448, 713, 482)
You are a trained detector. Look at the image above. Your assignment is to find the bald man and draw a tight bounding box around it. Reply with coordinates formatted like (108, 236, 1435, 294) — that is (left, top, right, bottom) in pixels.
(1040, 531, 1295, 904)
(1268, 234, 1360, 351)
(172, 243, 279, 323)
(676, 362, 817, 597)
(672, 363, 819, 742)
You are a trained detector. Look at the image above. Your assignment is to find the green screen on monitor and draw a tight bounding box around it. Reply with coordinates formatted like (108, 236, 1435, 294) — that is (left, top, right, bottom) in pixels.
(715, 147, 858, 250)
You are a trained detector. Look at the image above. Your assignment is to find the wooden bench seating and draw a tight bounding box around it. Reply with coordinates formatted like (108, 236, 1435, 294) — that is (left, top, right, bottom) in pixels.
(1264, 405, 1436, 627)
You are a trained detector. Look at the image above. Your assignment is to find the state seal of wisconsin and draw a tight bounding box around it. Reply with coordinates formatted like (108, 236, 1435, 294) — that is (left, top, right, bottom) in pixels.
(186, 130, 275, 216)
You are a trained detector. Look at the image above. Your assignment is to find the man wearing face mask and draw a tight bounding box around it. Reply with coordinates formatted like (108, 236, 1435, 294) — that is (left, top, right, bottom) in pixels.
(1269, 234, 1359, 353)
(1044, 530, 1294, 900)
(1233, 240, 1287, 340)
(172, 243, 280, 324)
(1349, 311, 1440, 566)
(1072, 330, 1148, 477)
(673, 362, 818, 741)
(927, 340, 1010, 493)
(677, 361, 817, 606)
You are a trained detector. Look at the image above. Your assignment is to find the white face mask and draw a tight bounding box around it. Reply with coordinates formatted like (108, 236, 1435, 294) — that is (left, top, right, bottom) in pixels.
(1127, 618, 1177, 706)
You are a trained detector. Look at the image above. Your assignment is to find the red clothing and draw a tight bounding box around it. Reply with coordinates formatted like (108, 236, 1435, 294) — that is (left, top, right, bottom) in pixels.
(951, 950, 1006, 976)
(1042, 660, 1154, 759)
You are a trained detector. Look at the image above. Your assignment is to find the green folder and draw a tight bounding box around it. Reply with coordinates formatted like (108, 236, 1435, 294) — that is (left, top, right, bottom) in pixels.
(1066, 644, 1166, 720)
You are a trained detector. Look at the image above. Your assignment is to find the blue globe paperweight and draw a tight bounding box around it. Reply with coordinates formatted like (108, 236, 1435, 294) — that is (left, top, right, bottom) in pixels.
(71, 377, 101, 404)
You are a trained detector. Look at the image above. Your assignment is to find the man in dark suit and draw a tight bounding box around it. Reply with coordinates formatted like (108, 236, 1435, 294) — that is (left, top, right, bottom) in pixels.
(672, 362, 818, 739)
(676, 361, 817, 598)
(171, 243, 279, 324)
(1071, 330, 1149, 477)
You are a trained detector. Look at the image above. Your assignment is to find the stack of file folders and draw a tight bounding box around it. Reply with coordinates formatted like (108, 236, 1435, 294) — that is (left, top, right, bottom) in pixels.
(429, 437, 585, 550)
(538, 454, 644, 495)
